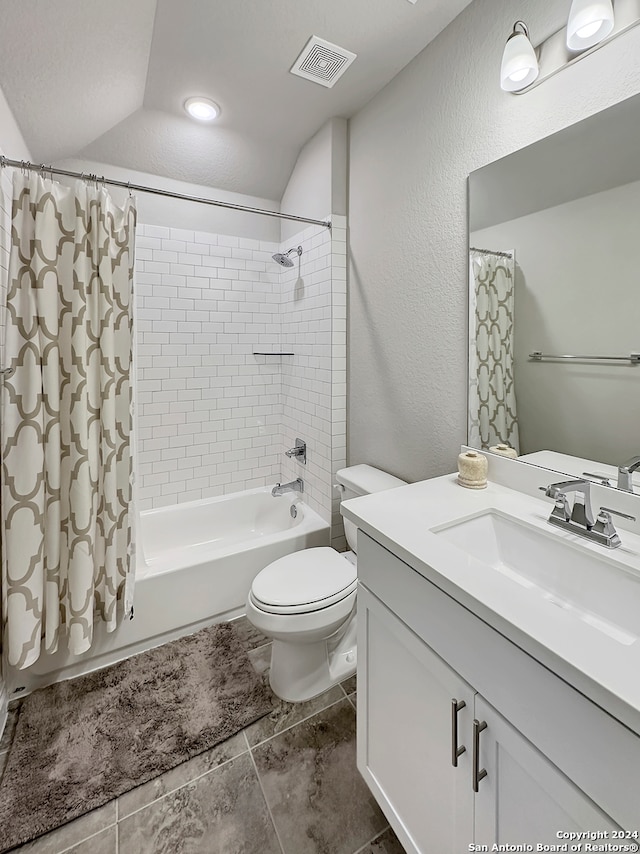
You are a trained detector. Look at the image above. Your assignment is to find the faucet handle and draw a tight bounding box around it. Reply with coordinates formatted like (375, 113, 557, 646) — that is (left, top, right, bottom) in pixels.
(582, 472, 613, 487)
(598, 507, 636, 522)
(594, 507, 636, 544)
(539, 486, 570, 521)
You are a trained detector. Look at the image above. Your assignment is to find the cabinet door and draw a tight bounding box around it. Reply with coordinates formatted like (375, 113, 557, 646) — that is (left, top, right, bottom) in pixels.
(358, 586, 475, 854)
(473, 695, 620, 845)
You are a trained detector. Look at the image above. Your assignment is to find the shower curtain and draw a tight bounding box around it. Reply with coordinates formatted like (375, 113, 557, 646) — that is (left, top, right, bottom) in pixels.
(1, 171, 136, 669)
(468, 249, 520, 453)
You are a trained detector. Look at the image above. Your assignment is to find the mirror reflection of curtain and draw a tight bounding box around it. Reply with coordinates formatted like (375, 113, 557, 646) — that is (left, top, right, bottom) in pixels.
(468, 249, 519, 453)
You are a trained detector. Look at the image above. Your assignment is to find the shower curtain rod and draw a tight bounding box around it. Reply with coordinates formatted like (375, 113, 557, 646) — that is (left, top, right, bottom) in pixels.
(470, 246, 513, 257)
(0, 157, 332, 229)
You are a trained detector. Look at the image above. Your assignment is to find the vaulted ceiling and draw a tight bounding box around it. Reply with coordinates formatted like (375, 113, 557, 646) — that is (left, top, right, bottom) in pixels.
(0, 0, 472, 200)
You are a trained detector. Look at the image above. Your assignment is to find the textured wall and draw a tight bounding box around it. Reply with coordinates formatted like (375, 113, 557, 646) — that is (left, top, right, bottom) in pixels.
(348, 0, 640, 483)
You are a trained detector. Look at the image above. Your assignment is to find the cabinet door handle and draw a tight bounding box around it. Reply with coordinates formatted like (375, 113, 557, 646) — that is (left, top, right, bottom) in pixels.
(473, 719, 488, 792)
(451, 699, 466, 767)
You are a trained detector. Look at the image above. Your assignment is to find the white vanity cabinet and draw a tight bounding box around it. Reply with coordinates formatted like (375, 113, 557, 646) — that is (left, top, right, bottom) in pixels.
(357, 533, 635, 854)
(361, 585, 475, 852)
(472, 695, 618, 846)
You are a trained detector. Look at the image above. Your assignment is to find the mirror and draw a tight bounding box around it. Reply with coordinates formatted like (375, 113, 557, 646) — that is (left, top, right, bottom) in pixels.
(467, 92, 640, 491)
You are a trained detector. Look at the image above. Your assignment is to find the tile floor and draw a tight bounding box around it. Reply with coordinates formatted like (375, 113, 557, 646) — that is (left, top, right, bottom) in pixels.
(0, 618, 405, 854)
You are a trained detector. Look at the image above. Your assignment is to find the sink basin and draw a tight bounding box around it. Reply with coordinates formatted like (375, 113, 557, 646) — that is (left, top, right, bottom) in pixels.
(434, 510, 640, 645)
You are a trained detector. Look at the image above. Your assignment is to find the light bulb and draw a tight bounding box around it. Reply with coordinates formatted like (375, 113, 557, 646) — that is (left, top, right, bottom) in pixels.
(184, 98, 220, 122)
(500, 23, 539, 92)
(567, 0, 614, 50)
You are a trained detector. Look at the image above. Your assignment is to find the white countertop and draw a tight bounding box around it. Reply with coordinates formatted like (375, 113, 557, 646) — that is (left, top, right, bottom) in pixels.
(342, 474, 640, 736)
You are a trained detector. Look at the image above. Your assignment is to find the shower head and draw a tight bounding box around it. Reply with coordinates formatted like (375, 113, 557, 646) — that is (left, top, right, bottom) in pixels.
(272, 245, 302, 268)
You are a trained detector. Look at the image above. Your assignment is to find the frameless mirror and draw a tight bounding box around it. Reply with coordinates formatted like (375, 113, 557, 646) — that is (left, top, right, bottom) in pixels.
(468, 91, 640, 492)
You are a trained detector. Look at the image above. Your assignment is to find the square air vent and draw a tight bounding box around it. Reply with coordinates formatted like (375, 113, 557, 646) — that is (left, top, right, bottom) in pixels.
(290, 36, 357, 88)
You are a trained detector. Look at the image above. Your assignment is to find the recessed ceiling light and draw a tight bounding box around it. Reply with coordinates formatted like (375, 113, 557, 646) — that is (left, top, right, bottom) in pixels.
(184, 97, 220, 122)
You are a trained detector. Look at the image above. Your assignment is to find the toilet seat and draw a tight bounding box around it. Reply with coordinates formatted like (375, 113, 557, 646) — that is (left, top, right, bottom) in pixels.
(250, 547, 357, 615)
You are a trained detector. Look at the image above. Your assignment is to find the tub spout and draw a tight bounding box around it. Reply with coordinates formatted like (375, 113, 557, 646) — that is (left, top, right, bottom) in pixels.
(272, 478, 304, 497)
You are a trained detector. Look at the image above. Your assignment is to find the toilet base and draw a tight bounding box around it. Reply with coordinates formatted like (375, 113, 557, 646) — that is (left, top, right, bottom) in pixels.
(268, 612, 357, 703)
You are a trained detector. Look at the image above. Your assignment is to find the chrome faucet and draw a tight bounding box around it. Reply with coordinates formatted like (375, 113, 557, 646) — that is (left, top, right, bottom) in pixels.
(272, 478, 304, 497)
(285, 439, 306, 465)
(541, 478, 635, 548)
(543, 478, 595, 528)
(617, 455, 640, 492)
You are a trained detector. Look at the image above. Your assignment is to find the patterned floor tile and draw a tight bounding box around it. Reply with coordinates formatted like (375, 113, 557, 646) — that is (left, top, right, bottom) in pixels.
(9, 802, 116, 854)
(244, 684, 345, 748)
(341, 675, 357, 696)
(252, 698, 387, 854)
(118, 752, 281, 854)
(356, 826, 406, 853)
(117, 730, 247, 818)
(67, 827, 117, 854)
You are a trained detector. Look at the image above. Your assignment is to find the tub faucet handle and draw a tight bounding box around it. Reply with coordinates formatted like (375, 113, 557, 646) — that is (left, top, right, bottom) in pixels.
(285, 438, 306, 464)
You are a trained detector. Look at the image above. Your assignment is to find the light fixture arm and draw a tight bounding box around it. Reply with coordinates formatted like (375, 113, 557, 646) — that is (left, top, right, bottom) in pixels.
(509, 21, 530, 40)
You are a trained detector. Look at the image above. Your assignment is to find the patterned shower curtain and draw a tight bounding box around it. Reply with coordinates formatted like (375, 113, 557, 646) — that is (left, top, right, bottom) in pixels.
(468, 249, 520, 453)
(1, 171, 136, 669)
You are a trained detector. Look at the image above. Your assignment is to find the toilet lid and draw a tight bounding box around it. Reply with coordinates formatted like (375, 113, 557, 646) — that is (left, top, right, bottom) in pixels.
(251, 547, 357, 611)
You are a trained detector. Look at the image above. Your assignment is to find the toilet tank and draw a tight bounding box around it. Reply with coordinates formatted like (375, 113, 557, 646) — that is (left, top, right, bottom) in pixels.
(336, 465, 406, 552)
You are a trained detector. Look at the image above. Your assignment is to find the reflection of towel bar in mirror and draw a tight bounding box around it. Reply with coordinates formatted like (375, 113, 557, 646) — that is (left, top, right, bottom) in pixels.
(529, 352, 640, 365)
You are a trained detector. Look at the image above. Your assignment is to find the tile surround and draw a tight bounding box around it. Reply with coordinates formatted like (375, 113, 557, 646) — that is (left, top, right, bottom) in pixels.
(135, 217, 347, 543)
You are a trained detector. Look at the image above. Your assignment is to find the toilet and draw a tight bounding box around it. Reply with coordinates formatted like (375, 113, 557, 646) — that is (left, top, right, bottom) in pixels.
(246, 464, 406, 702)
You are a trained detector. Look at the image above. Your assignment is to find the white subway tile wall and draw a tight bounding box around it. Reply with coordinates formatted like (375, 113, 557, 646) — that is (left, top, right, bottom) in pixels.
(136, 225, 283, 509)
(277, 220, 347, 546)
(135, 220, 347, 545)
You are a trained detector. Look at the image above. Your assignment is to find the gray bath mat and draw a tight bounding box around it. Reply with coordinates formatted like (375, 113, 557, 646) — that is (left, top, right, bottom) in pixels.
(0, 622, 272, 852)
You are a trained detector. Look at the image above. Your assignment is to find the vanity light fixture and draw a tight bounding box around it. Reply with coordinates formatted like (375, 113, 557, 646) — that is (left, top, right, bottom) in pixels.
(500, 22, 540, 92)
(567, 0, 615, 50)
(502, 0, 639, 94)
(184, 97, 220, 122)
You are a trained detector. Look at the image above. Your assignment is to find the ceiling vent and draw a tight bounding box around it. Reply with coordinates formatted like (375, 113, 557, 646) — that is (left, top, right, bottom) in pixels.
(290, 36, 357, 88)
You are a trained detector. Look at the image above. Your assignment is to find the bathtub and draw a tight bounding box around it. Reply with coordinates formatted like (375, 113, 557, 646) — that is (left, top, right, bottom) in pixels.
(9, 486, 329, 695)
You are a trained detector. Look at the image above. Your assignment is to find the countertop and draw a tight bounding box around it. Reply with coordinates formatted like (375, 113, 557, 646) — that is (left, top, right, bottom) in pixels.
(342, 473, 640, 737)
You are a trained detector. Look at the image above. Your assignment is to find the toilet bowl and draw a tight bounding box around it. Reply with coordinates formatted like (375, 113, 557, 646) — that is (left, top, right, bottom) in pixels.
(246, 465, 406, 702)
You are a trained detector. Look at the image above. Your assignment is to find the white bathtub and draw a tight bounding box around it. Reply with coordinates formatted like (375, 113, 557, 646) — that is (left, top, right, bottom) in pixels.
(9, 487, 329, 695)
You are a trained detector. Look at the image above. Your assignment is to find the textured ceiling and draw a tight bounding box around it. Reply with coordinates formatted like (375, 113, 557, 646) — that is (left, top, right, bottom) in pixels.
(0, 0, 473, 200)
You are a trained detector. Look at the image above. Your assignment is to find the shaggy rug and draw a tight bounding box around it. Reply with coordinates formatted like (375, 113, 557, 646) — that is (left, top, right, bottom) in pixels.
(0, 622, 272, 852)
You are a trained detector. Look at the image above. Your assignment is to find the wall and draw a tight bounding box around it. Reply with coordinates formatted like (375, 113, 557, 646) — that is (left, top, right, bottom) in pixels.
(280, 118, 348, 242)
(136, 226, 283, 508)
(55, 158, 281, 242)
(136, 218, 347, 546)
(347, 0, 640, 483)
(277, 216, 347, 546)
(278, 117, 348, 545)
(470, 178, 640, 466)
(0, 84, 30, 732)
